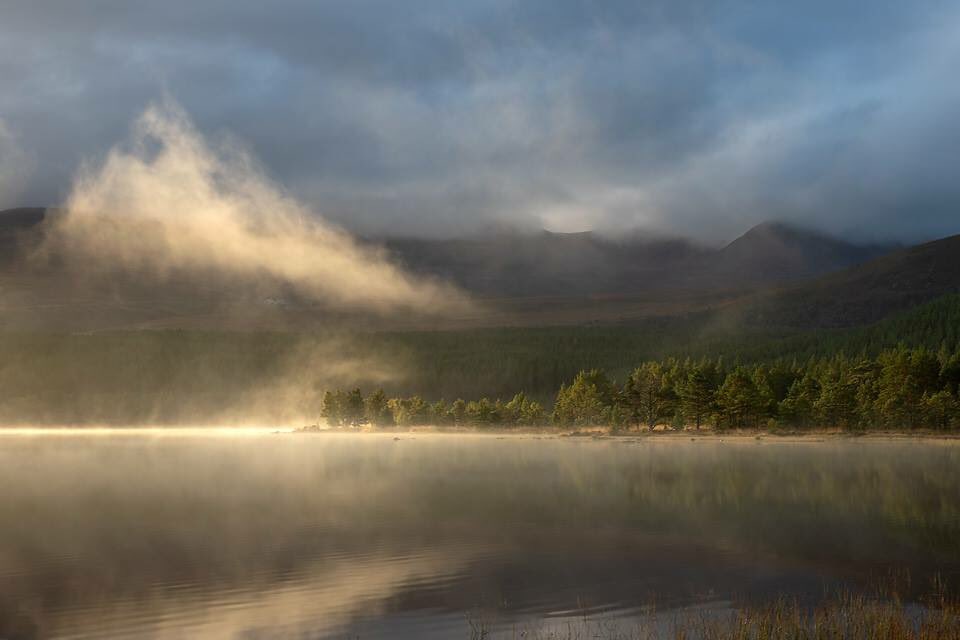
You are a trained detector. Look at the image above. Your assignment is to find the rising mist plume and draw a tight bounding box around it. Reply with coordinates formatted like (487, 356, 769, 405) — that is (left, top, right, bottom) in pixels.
(42, 100, 468, 315)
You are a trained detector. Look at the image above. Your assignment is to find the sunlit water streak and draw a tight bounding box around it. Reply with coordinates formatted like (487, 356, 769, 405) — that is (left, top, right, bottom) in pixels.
(0, 426, 286, 437)
(0, 430, 959, 639)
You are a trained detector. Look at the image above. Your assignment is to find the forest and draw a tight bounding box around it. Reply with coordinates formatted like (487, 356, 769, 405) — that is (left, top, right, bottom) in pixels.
(2, 294, 960, 426)
(320, 345, 960, 431)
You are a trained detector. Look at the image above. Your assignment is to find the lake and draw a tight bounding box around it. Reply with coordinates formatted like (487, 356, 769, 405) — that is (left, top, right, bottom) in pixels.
(1, 430, 959, 639)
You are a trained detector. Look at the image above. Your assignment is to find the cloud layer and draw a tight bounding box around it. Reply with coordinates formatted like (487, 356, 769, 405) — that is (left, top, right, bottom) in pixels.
(2, 1, 960, 242)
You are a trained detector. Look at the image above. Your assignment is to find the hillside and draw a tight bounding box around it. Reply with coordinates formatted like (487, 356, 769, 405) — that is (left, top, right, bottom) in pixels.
(742, 233, 960, 328)
(0, 207, 46, 265)
(384, 222, 892, 296)
(711, 221, 895, 285)
(383, 231, 706, 296)
(2, 293, 959, 424)
(1, 208, 887, 292)
(0, 208, 908, 330)
(0, 207, 46, 229)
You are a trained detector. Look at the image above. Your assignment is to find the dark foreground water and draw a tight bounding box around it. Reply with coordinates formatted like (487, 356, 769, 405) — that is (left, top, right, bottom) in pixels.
(1, 431, 959, 639)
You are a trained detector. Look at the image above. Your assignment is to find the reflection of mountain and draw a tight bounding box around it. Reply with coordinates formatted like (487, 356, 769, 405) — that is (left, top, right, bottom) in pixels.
(1, 435, 957, 638)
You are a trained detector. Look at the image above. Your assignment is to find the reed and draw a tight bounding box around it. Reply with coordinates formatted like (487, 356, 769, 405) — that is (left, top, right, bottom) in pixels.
(468, 591, 960, 640)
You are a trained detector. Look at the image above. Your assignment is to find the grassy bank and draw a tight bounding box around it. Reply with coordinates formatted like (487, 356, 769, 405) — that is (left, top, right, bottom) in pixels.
(463, 592, 960, 639)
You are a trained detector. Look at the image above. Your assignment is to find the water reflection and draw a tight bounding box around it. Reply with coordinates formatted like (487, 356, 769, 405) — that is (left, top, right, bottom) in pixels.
(0, 433, 958, 638)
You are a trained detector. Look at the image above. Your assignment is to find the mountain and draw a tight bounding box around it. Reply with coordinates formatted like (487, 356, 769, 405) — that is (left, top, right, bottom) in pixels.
(0, 207, 902, 330)
(3, 208, 887, 297)
(384, 222, 892, 297)
(740, 233, 960, 328)
(710, 221, 894, 286)
(0, 207, 47, 264)
(383, 230, 706, 296)
(0, 207, 46, 229)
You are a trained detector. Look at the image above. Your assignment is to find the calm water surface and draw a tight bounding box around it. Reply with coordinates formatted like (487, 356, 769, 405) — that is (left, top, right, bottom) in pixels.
(1, 431, 959, 639)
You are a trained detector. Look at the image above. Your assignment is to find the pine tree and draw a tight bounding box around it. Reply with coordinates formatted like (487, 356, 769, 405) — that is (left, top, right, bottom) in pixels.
(553, 370, 613, 426)
(678, 365, 715, 429)
(343, 388, 364, 426)
(814, 365, 858, 429)
(321, 390, 344, 427)
(363, 389, 393, 427)
(716, 367, 762, 429)
(623, 363, 673, 427)
(779, 374, 820, 428)
(922, 391, 959, 430)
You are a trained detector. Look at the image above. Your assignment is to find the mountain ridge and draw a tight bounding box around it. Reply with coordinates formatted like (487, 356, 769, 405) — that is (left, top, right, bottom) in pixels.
(738, 232, 960, 328)
(382, 219, 894, 296)
(0, 207, 924, 330)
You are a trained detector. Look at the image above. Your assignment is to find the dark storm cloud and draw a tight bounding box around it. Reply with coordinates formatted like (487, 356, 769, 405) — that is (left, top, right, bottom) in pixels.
(0, 0, 958, 242)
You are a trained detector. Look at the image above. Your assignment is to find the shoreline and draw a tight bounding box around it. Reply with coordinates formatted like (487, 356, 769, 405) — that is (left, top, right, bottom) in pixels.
(1, 424, 959, 443)
(294, 424, 960, 443)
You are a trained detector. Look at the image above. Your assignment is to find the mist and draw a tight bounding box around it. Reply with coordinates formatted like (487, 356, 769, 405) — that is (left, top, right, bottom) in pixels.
(0, 101, 480, 427)
(0, 118, 31, 209)
(41, 100, 468, 315)
(6, 4, 960, 640)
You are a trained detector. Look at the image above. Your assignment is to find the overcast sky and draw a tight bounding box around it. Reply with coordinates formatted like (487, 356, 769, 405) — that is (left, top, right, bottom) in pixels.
(1, 0, 959, 242)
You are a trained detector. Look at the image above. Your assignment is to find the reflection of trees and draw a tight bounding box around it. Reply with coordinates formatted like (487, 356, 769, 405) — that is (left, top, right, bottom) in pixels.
(0, 436, 958, 635)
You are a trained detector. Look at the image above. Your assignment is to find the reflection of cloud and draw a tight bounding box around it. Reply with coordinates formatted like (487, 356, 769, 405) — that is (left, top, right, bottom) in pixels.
(0, 434, 484, 638)
(44, 100, 469, 315)
(51, 548, 476, 639)
(3, 433, 958, 637)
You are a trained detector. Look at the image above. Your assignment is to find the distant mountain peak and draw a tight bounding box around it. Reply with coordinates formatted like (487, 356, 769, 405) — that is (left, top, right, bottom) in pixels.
(725, 220, 836, 248)
(740, 232, 960, 328)
(0, 207, 905, 318)
(715, 220, 891, 284)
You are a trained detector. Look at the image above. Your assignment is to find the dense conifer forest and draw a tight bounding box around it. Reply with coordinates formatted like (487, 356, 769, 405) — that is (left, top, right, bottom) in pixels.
(321, 344, 960, 430)
(2, 294, 960, 426)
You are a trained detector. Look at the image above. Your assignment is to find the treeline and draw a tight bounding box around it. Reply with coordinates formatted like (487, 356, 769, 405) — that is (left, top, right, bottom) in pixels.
(359, 293, 960, 401)
(321, 389, 549, 427)
(554, 346, 960, 430)
(323, 346, 960, 430)
(3, 294, 960, 424)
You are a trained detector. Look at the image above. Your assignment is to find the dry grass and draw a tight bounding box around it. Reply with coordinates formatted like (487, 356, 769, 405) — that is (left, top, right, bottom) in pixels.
(697, 595, 960, 640)
(466, 591, 960, 640)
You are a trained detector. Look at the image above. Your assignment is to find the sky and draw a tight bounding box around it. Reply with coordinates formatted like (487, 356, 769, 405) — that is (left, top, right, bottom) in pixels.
(1, 0, 959, 243)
